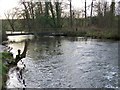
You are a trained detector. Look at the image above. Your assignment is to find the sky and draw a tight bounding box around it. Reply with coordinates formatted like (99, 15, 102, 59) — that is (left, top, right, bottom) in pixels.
(0, 0, 119, 19)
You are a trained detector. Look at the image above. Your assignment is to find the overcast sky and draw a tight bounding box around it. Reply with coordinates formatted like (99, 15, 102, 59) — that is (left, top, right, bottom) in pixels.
(0, 0, 119, 19)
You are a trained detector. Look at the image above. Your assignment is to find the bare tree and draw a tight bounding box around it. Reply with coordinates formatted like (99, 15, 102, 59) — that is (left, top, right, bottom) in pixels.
(85, 0, 87, 19)
(21, 1, 31, 32)
(110, 0, 115, 27)
(69, 0, 73, 28)
(55, 1, 62, 28)
(49, 2, 56, 27)
(84, 0, 87, 27)
(4, 8, 19, 32)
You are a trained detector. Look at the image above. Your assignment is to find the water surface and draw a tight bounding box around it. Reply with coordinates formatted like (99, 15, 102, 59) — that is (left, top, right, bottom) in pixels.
(8, 36, 119, 88)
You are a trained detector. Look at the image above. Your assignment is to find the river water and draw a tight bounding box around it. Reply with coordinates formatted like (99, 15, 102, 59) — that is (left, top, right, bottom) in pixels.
(7, 36, 119, 88)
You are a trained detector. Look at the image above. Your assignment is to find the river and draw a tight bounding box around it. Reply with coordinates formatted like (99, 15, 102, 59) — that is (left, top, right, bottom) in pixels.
(7, 35, 119, 88)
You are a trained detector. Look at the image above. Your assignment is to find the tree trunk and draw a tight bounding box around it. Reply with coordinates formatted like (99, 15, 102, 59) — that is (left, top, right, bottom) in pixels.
(55, 2, 61, 28)
(110, 0, 115, 27)
(4, 14, 15, 32)
(44, 2, 49, 28)
(22, 2, 31, 32)
(70, 0, 72, 28)
(39, 2, 43, 14)
(85, 0, 87, 26)
(49, 2, 56, 28)
(85, 0, 87, 19)
(7, 19, 15, 32)
(45, 2, 49, 17)
(90, 0, 93, 25)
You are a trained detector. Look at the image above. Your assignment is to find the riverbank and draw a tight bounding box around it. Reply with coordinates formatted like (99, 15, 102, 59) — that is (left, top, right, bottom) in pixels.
(32, 27, 119, 40)
(0, 51, 26, 89)
(0, 45, 5, 89)
(65, 27, 119, 40)
(0, 39, 28, 88)
(0, 51, 14, 89)
(0, 43, 18, 89)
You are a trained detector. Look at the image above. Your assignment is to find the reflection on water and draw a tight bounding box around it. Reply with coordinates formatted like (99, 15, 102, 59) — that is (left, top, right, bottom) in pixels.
(7, 36, 119, 88)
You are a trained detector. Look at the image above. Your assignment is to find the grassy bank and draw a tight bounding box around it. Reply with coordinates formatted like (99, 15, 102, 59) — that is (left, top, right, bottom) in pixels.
(85, 28, 119, 40)
(33, 27, 119, 40)
(0, 59, 2, 90)
(0, 52, 14, 89)
(65, 27, 119, 40)
(0, 59, 8, 89)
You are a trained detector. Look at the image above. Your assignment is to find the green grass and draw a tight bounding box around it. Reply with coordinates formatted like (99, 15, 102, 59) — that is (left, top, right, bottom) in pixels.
(0, 52, 14, 89)
(85, 28, 119, 40)
(65, 27, 119, 40)
(0, 59, 2, 89)
(0, 53, 8, 89)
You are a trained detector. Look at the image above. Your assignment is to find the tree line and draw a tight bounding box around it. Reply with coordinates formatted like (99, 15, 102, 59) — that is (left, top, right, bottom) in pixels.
(3, 0, 120, 33)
